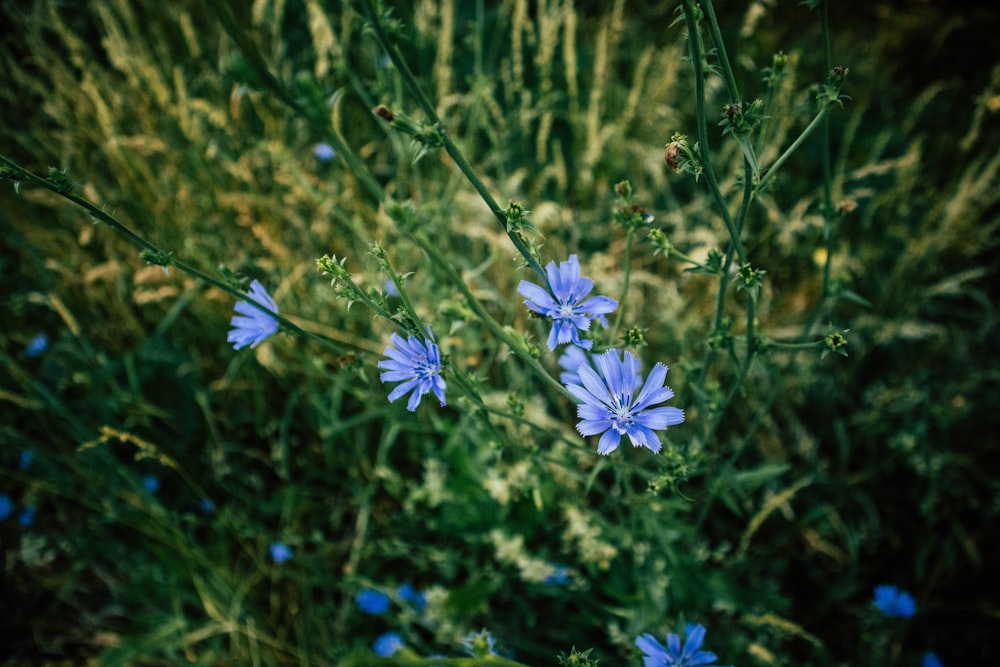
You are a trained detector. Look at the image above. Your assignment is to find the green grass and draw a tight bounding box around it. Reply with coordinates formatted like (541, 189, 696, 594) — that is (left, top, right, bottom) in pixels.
(1, 0, 998, 664)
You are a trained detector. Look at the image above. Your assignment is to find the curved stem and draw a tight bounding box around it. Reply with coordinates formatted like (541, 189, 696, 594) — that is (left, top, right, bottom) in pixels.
(754, 108, 828, 194)
(608, 228, 635, 342)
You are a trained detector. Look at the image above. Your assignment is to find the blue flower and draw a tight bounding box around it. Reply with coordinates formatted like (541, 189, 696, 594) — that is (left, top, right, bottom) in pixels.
(25, 333, 49, 358)
(378, 332, 446, 411)
(357, 588, 391, 615)
(228, 280, 279, 350)
(558, 345, 592, 385)
(517, 254, 618, 350)
(20, 450, 33, 470)
(565, 349, 684, 455)
(373, 632, 404, 657)
(398, 582, 426, 610)
(142, 475, 160, 493)
(0, 495, 12, 521)
(314, 142, 336, 163)
(922, 652, 943, 667)
(873, 584, 916, 618)
(383, 277, 400, 297)
(269, 542, 293, 564)
(636, 624, 723, 667)
(198, 498, 216, 514)
(19, 506, 36, 528)
(544, 565, 569, 585)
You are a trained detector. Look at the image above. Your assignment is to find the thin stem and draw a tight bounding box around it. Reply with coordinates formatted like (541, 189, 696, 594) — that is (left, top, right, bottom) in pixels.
(754, 108, 828, 194)
(681, 0, 746, 264)
(608, 228, 635, 341)
(1, 156, 351, 356)
(699, 0, 741, 104)
(357, 0, 549, 285)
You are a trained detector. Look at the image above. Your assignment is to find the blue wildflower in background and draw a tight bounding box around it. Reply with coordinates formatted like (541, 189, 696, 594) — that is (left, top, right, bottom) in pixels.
(25, 333, 48, 357)
(373, 632, 404, 657)
(517, 254, 618, 350)
(0, 495, 12, 521)
(636, 623, 724, 667)
(558, 345, 591, 385)
(873, 584, 916, 618)
(228, 280, 279, 350)
(142, 475, 160, 493)
(566, 349, 684, 454)
(922, 652, 943, 667)
(269, 542, 293, 564)
(357, 588, 391, 615)
(544, 565, 569, 585)
(383, 277, 400, 297)
(398, 582, 426, 610)
(378, 332, 446, 411)
(20, 450, 33, 470)
(314, 142, 336, 163)
(19, 506, 36, 528)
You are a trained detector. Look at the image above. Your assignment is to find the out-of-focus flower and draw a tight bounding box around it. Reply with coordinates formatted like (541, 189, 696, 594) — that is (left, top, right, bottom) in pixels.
(383, 277, 400, 297)
(357, 589, 391, 615)
(517, 255, 618, 350)
(25, 333, 48, 358)
(20, 450, 33, 470)
(227, 280, 279, 350)
(462, 630, 497, 657)
(19, 506, 36, 528)
(269, 542, 293, 564)
(398, 582, 426, 610)
(636, 623, 724, 667)
(873, 584, 916, 618)
(565, 349, 684, 455)
(373, 632, 404, 657)
(198, 498, 215, 514)
(0, 495, 12, 521)
(314, 142, 336, 163)
(378, 332, 446, 411)
(922, 652, 943, 667)
(142, 475, 160, 493)
(557, 345, 591, 386)
(543, 565, 569, 585)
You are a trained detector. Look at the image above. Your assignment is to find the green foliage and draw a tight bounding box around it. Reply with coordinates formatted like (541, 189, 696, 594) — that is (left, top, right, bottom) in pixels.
(1, 0, 998, 665)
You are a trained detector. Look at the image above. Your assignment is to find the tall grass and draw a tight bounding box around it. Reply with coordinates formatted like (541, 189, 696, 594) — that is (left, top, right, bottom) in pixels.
(1, 0, 998, 664)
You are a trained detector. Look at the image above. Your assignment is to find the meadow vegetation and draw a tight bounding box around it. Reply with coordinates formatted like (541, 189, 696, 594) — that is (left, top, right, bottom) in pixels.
(1, 0, 998, 664)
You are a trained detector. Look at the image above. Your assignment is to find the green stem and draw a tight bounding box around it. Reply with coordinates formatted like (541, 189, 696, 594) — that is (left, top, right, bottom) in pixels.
(357, 0, 549, 286)
(609, 228, 635, 342)
(1, 156, 350, 356)
(681, 0, 746, 264)
(754, 108, 828, 194)
(699, 0, 741, 104)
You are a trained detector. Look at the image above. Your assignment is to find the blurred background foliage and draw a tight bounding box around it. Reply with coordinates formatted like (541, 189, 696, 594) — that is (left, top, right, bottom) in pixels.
(1, 0, 998, 664)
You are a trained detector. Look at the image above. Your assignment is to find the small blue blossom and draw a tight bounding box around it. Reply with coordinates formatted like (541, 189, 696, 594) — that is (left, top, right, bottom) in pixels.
(25, 333, 49, 357)
(198, 498, 216, 514)
(228, 280, 279, 350)
(636, 624, 724, 667)
(314, 142, 336, 163)
(19, 506, 36, 528)
(517, 254, 618, 350)
(373, 631, 404, 657)
(544, 565, 569, 585)
(462, 630, 497, 657)
(142, 475, 160, 493)
(383, 277, 400, 297)
(357, 588, 391, 615)
(378, 332, 447, 411)
(873, 584, 916, 618)
(565, 349, 684, 455)
(0, 495, 12, 521)
(922, 652, 943, 667)
(558, 345, 592, 385)
(20, 450, 33, 470)
(269, 542, 293, 564)
(398, 582, 426, 610)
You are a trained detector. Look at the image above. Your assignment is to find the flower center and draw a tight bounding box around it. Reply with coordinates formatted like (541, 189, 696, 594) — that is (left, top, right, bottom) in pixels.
(557, 300, 577, 319)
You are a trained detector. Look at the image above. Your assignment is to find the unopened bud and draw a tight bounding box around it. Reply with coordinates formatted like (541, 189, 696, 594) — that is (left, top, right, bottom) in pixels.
(372, 104, 395, 122)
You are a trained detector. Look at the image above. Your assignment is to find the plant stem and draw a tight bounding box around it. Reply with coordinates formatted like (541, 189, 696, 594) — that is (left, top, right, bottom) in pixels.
(357, 0, 550, 286)
(609, 228, 635, 342)
(699, 0, 741, 104)
(681, 0, 746, 264)
(753, 108, 828, 194)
